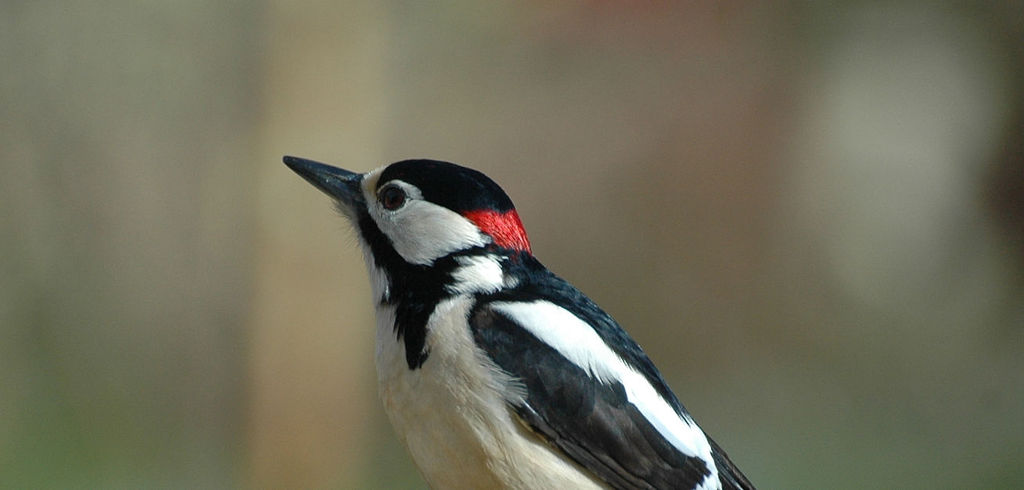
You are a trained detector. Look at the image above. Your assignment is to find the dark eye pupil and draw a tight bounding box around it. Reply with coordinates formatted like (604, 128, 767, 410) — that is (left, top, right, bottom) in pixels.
(381, 186, 406, 210)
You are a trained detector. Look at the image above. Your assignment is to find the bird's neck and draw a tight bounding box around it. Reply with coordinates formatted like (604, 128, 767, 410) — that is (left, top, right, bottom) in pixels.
(371, 249, 513, 369)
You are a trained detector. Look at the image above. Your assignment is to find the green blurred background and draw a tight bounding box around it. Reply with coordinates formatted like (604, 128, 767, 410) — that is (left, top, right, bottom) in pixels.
(3, 2, 1023, 488)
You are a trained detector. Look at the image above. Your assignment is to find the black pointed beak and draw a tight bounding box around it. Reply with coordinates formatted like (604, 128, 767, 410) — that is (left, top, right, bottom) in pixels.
(283, 155, 365, 210)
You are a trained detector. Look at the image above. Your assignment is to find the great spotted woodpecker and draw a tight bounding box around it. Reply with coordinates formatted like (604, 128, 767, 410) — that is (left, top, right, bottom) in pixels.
(283, 156, 754, 490)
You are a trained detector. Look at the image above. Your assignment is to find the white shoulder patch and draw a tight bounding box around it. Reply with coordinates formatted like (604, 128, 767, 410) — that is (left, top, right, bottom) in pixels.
(447, 255, 505, 295)
(489, 300, 718, 480)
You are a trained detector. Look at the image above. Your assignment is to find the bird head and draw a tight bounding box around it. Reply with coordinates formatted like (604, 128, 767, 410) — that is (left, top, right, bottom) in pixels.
(284, 156, 532, 267)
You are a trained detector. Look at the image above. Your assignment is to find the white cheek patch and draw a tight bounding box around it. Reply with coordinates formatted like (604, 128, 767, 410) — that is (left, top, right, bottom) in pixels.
(364, 176, 489, 265)
(384, 201, 488, 265)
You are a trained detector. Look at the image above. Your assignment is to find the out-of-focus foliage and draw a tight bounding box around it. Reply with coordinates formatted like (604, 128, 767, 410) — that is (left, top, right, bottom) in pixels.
(2, 2, 1022, 489)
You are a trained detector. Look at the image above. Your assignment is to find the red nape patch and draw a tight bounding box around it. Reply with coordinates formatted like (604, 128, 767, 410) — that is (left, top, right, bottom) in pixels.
(463, 209, 532, 253)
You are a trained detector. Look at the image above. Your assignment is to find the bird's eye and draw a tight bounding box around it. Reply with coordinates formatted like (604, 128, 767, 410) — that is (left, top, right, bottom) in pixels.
(379, 185, 407, 211)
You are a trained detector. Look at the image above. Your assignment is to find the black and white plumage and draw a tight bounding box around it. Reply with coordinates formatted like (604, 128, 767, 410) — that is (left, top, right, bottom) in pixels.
(284, 156, 754, 490)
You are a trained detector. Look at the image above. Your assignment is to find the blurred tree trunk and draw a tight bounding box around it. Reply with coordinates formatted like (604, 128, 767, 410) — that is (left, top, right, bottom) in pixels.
(248, 2, 389, 488)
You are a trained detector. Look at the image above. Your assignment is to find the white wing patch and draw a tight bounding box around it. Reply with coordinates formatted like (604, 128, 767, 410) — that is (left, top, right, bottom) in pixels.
(489, 300, 718, 484)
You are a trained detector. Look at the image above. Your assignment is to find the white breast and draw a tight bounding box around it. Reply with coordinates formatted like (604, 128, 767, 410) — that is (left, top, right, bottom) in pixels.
(373, 295, 606, 490)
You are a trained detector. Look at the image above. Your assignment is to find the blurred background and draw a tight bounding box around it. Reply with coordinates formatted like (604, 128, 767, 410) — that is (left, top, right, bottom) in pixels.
(2, 2, 1023, 488)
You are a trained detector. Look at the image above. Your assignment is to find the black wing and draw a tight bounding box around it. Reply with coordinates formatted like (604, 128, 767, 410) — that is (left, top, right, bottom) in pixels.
(470, 303, 714, 490)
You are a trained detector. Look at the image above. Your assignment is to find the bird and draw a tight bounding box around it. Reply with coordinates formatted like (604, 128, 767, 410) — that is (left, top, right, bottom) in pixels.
(283, 155, 754, 490)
